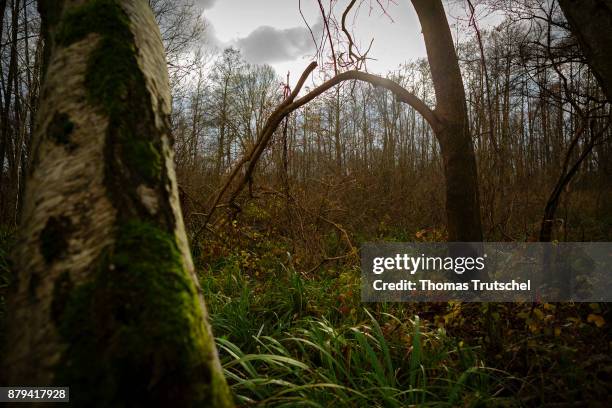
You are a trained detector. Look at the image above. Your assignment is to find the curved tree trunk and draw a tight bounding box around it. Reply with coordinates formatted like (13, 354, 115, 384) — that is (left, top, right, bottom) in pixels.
(3, 1, 232, 406)
(411, 0, 483, 242)
(558, 0, 612, 102)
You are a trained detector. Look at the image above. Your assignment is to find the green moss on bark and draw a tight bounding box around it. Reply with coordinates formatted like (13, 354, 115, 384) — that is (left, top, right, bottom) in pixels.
(56, 0, 130, 47)
(56, 0, 162, 183)
(124, 140, 162, 182)
(54, 220, 228, 407)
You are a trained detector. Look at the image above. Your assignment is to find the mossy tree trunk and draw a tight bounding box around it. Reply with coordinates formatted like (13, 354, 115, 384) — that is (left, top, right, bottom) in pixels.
(3, 1, 233, 406)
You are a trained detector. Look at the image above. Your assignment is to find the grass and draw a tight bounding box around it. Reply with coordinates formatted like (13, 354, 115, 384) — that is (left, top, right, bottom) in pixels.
(194, 214, 611, 407)
(200, 255, 522, 407)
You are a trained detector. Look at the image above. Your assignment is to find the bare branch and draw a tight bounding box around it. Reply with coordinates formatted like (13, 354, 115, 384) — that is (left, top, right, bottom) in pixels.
(317, 0, 338, 75)
(288, 70, 440, 131)
(197, 61, 441, 234)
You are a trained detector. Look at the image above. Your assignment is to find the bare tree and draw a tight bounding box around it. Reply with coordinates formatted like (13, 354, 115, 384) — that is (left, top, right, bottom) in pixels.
(410, 0, 483, 242)
(148, 0, 205, 87)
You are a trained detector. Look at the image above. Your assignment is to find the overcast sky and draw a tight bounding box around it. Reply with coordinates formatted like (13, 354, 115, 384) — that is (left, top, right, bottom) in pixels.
(198, 0, 491, 86)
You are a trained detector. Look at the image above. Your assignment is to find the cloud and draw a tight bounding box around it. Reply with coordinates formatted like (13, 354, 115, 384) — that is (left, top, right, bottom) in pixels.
(234, 22, 322, 64)
(201, 17, 224, 48)
(196, 0, 217, 10)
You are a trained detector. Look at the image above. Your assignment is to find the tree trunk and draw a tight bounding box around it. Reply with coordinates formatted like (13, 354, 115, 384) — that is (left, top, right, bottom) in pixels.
(558, 0, 612, 102)
(334, 87, 342, 174)
(539, 122, 600, 242)
(411, 0, 483, 242)
(0, 0, 20, 222)
(3, 1, 233, 406)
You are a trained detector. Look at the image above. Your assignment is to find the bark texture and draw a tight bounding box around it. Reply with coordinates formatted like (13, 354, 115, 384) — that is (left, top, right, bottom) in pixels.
(3, 1, 233, 406)
(411, 0, 483, 242)
(558, 0, 612, 102)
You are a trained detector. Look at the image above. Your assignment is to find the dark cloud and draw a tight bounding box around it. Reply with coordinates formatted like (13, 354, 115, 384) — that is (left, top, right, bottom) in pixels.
(235, 22, 322, 64)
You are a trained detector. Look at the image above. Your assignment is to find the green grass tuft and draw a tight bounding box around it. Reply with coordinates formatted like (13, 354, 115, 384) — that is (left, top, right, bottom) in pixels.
(200, 256, 520, 407)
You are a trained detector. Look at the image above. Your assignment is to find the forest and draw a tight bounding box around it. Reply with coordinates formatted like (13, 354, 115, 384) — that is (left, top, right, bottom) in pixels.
(0, 0, 611, 406)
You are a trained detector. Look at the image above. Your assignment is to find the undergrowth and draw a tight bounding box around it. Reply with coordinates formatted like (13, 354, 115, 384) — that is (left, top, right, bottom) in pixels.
(202, 262, 520, 407)
(195, 212, 611, 407)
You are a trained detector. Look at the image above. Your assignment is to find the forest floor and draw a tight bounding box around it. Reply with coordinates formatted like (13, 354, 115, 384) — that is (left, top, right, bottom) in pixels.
(194, 208, 612, 407)
(0, 215, 610, 406)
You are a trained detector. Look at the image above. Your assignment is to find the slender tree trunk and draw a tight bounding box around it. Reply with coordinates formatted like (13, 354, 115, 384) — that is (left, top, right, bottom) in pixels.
(0, 0, 20, 222)
(16, 0, 38, 224)
(558, 0, 612, 102)
(217, 77, 229, 177)
(3, 1, 232, 406)
(334, 87, 342, 173)
(411, 0, 483, 242)
(0, 0, 7, 41)
(539, 121, 603, 242)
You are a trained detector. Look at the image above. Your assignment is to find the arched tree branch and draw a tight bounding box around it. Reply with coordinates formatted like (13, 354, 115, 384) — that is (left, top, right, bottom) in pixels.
(197, 61, 439, 235)
(287, 70, 440, 130)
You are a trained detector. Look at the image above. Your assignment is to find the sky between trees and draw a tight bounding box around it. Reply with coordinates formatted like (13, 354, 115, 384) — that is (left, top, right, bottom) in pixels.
(202, 0, 503, 86)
